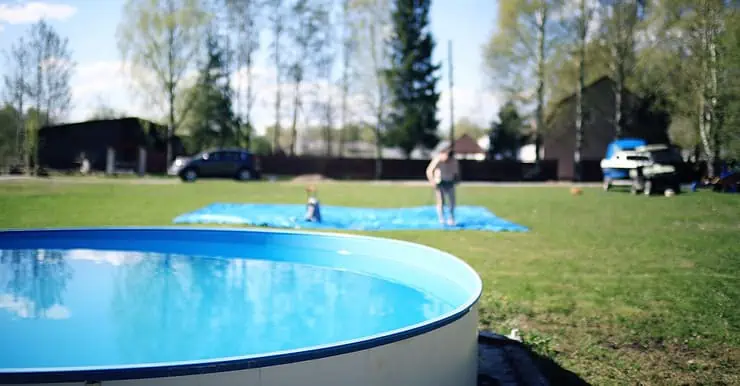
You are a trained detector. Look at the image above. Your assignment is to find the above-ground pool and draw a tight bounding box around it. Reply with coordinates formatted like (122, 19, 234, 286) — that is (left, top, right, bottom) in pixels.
(0, 228, 482, 386)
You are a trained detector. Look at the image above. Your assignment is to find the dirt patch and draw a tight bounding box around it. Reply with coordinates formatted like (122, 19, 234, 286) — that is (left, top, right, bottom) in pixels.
(290, 174, 334, 183)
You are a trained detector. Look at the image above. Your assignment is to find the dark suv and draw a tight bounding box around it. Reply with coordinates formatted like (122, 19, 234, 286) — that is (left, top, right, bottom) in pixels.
(168, 149, 262, 182)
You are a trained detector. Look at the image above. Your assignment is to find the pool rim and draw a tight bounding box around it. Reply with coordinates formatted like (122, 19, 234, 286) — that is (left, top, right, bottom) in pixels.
(0, 226, 482, 384)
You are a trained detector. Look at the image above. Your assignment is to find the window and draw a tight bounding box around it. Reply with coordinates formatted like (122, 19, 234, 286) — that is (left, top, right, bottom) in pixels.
(626, 155, 649, 161)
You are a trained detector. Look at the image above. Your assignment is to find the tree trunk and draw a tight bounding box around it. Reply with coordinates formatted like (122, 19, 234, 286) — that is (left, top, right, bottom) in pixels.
(339, 0, 350, 158)
(272, 18, 282, 154)
(166, 0, 176, 166)
(535, 6, 547, 166)
(698, 13, 720, 178)
(574, 1, 586, 182)
(289, 79, 300, 156)
(325, 96, 333, 156)
(374, 118, 383, 179)
(245, 48, 253, 149)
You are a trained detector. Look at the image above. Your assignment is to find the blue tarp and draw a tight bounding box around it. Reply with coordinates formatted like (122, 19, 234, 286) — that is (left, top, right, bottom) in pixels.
(172, 203, 529, 232)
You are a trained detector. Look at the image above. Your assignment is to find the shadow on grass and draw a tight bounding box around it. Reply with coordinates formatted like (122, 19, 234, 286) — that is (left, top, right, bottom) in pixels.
(478, 331, 590, 386)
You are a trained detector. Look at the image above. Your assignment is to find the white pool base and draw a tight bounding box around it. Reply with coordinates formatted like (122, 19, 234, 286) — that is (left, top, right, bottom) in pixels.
(13, 306, 478, 386)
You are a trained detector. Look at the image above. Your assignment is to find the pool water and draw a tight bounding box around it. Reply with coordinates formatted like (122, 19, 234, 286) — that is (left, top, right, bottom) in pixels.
(0, 249, 454, 370)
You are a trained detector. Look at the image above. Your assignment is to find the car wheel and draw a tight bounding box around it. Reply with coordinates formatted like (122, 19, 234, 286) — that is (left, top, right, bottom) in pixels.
(182, 168, 197, 182)
(236, 169, 252, 181)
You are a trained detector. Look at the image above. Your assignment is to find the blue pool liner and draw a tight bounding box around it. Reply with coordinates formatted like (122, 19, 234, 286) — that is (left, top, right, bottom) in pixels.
(172, 203, 529, 232)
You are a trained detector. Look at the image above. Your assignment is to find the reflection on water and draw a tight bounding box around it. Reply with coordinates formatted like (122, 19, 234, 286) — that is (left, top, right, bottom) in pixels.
(0, 249, 72, 320)
(0, 249, 453, 369)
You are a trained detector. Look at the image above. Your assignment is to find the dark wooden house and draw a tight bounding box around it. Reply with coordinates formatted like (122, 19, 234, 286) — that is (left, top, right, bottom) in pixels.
(38, 118, 185, 173)
(544, 76, 669, 180)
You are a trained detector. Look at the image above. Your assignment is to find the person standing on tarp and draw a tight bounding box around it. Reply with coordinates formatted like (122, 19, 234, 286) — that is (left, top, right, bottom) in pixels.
(426, 148, 460, 226)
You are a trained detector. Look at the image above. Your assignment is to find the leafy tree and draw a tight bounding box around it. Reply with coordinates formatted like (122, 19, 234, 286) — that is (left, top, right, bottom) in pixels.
(181, 31, 238, 151)
(716, 6, 740, 160)
(0, 105, 19, 167)
(546, 39, 612, 109)
(384, 0, 441, 157)
(250, 135, 272, 155)
(489, 101, 524, 160)
(483, 0, 567, 164)
(597, 0, 647, 138)
(117, 0, 210, 164)
(88, 101, 127, 120)
(454, 118, 487, 139)
(639, 0, 736, 175)
(264, 124, 293, 151)
(342, 122, 377, 144)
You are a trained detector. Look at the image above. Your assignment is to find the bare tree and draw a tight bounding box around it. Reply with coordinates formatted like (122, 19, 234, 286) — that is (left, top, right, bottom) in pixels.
(266, 0, 286, 153)
(352, 0, 392, 178)
(223, 0, 261, 148)
(286, 0, 325, 156)
(27, 20, 75, 126)
(3, 20, 75, 174)
(315, 0, 336, 156)
(117, 0, 209, 164)
(2, 37, 31, 164)
(338, 0, 356, 157)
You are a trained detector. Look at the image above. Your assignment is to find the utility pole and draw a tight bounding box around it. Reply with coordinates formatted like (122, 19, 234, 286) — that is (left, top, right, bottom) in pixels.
(448, 40, 455, 153)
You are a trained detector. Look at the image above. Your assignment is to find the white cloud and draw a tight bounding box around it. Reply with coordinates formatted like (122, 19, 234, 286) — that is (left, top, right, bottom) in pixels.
(68, 60, 159, 122)
(65, 249, 145, 266)
(0, 1, 77, 24)
(0, 293, 70, 319)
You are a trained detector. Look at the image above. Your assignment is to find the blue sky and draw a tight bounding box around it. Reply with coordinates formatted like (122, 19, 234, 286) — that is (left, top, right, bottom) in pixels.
(0, 0, 502, 134)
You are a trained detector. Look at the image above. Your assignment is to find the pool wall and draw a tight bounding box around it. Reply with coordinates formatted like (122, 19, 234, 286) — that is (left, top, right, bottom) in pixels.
(0, 228, 482, 386)
(12, 306, 478, 386)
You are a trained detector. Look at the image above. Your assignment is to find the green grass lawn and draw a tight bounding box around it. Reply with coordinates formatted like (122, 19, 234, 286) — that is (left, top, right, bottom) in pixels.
(0, 178, 738, 385)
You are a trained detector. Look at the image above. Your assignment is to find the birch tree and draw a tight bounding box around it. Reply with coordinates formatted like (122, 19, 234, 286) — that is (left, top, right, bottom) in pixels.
(313, 1, 336, 156)
(565, 0, 597, 181)
(223, 0, 261, 148)
(483, 0, 566, 165)
(2, 37, 30, 164)
(27, 20, 75, 126)
(286, 0, 325, 155)
(643, 0, 732, 176)
(597, 0, 646, 138)
(338, 0, 356, 157)
(351, 0, 391, 178)
(266, 0, 286, 153)
(117, 0, 209, 164)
